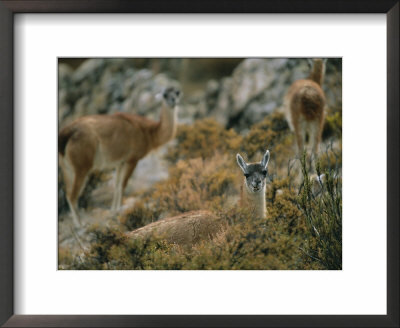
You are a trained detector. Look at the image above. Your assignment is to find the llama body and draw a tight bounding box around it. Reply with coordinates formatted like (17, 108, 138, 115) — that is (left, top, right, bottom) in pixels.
(240, 183, 267, 219)
(59, 87, 181, 227)
(283, 59, 326, 155)
(126, 210, 226, 247)
(236, 150, 270, 219)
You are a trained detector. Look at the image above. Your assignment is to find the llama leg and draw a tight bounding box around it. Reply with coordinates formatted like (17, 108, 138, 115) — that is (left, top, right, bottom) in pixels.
(283, 99, 294, 131)
(64, 133, 96, 227)
(310, 120, 322, 156)
(67, 198, 81, 228)
(111, 164, 123, 212)
(317, 116, 325, 154)
(61, 163, 79, 227)
(117, 159, 138, 209)
(67, 169, 89, 228)
(60, 159, 73, 204)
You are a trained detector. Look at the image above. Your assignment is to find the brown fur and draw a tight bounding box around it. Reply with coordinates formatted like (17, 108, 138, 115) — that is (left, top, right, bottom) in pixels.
(126, 211, 227, 247)
(59, 93, 179, 227)
(284, 59, 326, 154)
(58, 124, 77, 156)
(308, 59, 325, 85)
(236, 151, 269, 220)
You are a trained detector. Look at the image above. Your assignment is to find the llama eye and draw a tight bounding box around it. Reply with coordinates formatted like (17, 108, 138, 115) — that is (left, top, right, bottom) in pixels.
(244, 173, 250, 178)
(262, 170, 267, 176)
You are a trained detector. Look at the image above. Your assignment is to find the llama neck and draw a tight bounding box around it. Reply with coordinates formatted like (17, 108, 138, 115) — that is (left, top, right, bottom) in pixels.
(308, 61, 325, 85)
(241, 182, 267, 219)
(153, 104, 177, 148)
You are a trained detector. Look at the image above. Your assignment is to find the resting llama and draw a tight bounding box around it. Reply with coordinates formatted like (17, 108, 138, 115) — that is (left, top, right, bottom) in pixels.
(127, 150, 271, 246)
(58, 87, 181, 227)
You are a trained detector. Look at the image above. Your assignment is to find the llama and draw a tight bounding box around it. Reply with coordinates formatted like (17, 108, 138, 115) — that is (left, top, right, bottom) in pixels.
(58, 87, 181, 227)
(127, 150, 271, 246)
(125, 210, 226, 247)
(283, 58, 327, 155)
(236, 150, 270, 219)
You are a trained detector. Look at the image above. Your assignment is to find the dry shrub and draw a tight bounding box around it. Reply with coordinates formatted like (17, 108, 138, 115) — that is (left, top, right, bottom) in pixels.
(243, 112, 290, 157)
(119, 199, 162, 231)
(68, 203, 322, 270)
(318, 141, 342, 173)
(242, 112, 293, 170)
(323, 110, 342, 140)
(65, 161, 341, 270)
(69, 225, 175, 270)
(165, 118, 242, 163)
(61, 108, 341, 270)
(120, 153, 239, 231)
(267, 177, 307, 236)
(58, 247, 74, 269)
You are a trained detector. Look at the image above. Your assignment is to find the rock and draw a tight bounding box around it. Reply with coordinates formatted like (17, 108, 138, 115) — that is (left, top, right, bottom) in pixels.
(73, 95, 90, 116)
(58, 57, 341, 134)
(58, 63, 73, 90)
(231, 59, 275, 112)
(73, 58, 105, 83)
(89, 91, 109, 114)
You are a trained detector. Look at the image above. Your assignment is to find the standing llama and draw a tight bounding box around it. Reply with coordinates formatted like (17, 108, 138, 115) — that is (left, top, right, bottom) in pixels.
(126, 150, 271, 246)
(58, 87, 181, 227)
(236, 150, 270, 219)
(283, 58, 327, 155)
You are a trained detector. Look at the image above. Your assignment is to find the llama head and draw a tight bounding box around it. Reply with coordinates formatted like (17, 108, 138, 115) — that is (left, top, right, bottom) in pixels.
(236, 150, 270, 193)
(163, 87, 181, 108)
(307, 58, 327, 73)
(307, 58, 327, 67)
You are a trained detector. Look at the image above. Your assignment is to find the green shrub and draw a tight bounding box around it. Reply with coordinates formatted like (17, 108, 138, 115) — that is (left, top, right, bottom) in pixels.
(297, 153, 342, 269)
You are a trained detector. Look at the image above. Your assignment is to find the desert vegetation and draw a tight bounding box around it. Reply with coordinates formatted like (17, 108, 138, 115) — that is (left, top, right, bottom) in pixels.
(58, 58, 342, 270)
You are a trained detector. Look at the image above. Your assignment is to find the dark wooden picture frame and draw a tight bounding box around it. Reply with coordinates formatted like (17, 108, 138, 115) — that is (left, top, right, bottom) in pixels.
(0, 1, 398, 327)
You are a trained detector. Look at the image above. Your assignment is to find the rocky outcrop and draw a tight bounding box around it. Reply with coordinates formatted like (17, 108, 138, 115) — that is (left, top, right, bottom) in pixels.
(58, 58, 181, 127)
(58, 58, 341, 132)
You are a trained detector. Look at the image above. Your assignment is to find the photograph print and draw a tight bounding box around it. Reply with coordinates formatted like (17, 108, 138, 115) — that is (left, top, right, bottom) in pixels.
(58, 58, 342, 270)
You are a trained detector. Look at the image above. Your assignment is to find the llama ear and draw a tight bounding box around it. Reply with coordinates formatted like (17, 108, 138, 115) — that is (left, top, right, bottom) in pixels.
(261, 150, 270, 169)
(307, 59, 313, 67)
(236, 154, 248, 174)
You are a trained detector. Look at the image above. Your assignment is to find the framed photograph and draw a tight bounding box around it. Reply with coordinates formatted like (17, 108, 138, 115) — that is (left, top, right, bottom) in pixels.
(0, 1, 398, 327)
(56, 56, 342, 272)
